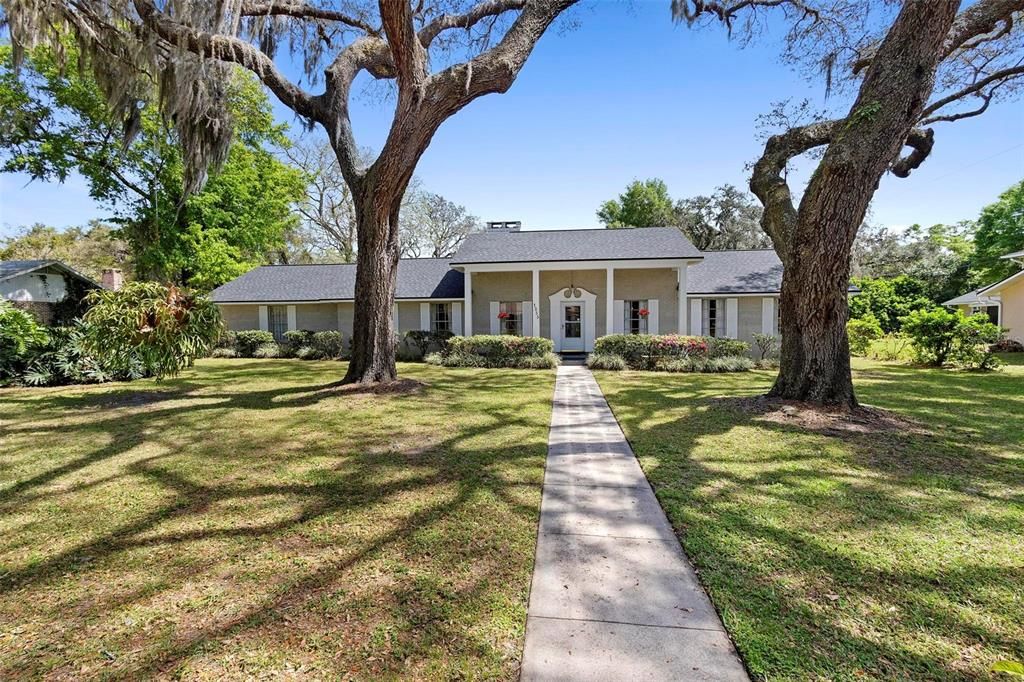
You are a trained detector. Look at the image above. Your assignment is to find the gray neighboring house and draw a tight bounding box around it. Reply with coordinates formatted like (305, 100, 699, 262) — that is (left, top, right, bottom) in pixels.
(209, 224, 786, 352)
(0, 259, 107, 325)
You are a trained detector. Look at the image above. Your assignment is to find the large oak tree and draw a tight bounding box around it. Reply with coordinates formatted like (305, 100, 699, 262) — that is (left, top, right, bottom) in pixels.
(677, 0, 1024, 406)
(3, 0, 577, 383)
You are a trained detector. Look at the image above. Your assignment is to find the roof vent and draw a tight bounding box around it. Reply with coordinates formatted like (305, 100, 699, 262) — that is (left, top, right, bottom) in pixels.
(486, 221, 521, 232)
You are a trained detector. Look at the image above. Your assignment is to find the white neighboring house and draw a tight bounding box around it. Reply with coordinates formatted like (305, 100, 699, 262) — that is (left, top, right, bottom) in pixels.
(944, 250, 1024, 343)
(0, 260, 110, 325)
(210, 223, 795, 355)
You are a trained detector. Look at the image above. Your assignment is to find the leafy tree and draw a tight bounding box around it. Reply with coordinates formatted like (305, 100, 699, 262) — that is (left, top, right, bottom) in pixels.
(848, 275, 935, 333)
(0, 221, 132, 281)
(674, 184, 769, 250)
(597, 179, 677, 228)
(679, 0, 1024, 407)
(83, 282, 222, 378)
(973, 180, 1024, 284)
(5, 0, 579, 385)
(902, 308, 1002, 368)
(0, 43, 304, 291)
(852, 221, 976, 304)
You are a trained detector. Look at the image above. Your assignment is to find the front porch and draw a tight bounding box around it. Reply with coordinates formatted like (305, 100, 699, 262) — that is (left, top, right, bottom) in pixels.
(459, 261, 691, 352)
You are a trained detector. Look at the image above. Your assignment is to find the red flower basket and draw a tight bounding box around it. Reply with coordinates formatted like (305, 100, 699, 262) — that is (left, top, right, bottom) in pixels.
(497, 311, 510, 320)
(638, 308, 650, 318)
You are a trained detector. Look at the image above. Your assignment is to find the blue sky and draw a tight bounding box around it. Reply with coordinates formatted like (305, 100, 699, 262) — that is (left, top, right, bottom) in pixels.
(1, 1, 1022, 237)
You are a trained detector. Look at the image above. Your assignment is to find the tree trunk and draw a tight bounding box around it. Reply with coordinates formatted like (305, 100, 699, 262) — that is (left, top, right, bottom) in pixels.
(764, 0, 960, 408)
(342, 184, 403, 384)
(769, 229, 857, 406)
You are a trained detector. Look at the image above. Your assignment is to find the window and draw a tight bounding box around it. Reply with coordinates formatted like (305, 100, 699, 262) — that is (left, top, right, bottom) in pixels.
(499, 301, 522, 335)
(708, 299, 718, 338)
(268, 305, 288, 342)
(431, 303, 451, 333)
(624, 300, 649, 335)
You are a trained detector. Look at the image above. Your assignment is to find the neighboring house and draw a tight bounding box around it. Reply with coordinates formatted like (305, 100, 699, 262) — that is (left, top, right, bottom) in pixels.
(944, 250, 1024, 342)
(0, 259, 107, 325)
(211, 224, 789, 353)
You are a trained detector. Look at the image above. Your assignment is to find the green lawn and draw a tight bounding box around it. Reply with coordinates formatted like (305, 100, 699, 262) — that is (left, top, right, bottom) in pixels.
(0, 360, 555, 680)
(597, 358, 1024, 682)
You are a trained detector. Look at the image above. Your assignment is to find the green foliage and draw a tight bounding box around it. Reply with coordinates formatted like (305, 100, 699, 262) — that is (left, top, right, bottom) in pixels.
(210, 347, 238, 359)
(0, 43, 304, 290)
(235, 330, 276, 357)
(868, 334, 914, 362)
(597, 179, 676, 228)
(440, 335, 555, 368)
(252, 343, 281, 359)
(404, 330, 454, 358)
(0, 300, 49, 383)
(586, 353, 627, 371)
(849, 275, 936, 332)
(973, 180, 1024, 284)
(83, 281, 222, 378)
(0, 221, 131, 282)
(593, 334, 749, 370)
(656, 356, 755, 373)
(751, 333, 779, 360)
(846, 315, 883, 356)
(992, 660, 1024, 677)
(21, 322, 144, 386)
(281, 329, 314, 357)
(902, 308, 1002, 368)
(675, 184, 769, 250)
(312, 331, 345, 359)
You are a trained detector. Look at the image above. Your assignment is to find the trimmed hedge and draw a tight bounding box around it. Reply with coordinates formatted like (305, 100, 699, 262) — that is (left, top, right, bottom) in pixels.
(586, 352, 627, 371)
(656, 356, 754, 373)
(236, 330, 276, 357)
(426, 350, 560, 369)
(592, 334, 750, 370)
(433, 335, 557, 369)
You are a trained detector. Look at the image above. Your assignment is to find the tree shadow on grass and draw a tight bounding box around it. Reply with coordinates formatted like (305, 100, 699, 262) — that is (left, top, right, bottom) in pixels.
(0, 360, 556, 679)
(597, 366, 1024, 681)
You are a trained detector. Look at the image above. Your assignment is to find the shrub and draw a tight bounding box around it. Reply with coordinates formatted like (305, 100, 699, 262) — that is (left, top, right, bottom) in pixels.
(902, 308, 1002, 368)
(751, 333, 779, 361)
(236, 330, 276, 357)
(312, 331, 344, 359)
(21, 322, 143, 387)
(657, 356, 754, 373)
(295, 345, 321, 360)
(281, 329, 314, 357)
(210, 347, 238, 359)
(586, 353, 627, 370)
(252, 343, 281, 359)
(0, 300, 48, 383)
(404, 330, 454, 359)
(515, 353, 561, 369)
(441, 335, 553, 368)
(847, 315, 883, 356)
(214, 329, 237, 350)
(991, 338, 1024, 353)
(593, 334, 748, 369)
(83, 282, 222, 379)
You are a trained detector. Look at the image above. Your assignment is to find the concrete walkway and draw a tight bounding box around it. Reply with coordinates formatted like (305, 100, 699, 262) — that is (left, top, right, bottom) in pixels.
(521, 366, 748, 682)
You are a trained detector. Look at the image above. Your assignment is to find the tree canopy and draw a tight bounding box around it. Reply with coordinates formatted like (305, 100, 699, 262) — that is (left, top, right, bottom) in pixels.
(597, 179, 676, 228)
(0, 222, 132, 281)
(973, 179, 1024, 284)
(0, 42, 305, 291)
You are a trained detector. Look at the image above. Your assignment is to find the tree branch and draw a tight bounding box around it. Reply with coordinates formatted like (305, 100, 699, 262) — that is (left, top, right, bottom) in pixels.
(418, 0, 527, 46)
(380, 0, 428, 92)
(131, 0, 322, 121)
(239, 1, 380, 35)
(919, 64, 1024, 122)
(890, 128, 934, 178)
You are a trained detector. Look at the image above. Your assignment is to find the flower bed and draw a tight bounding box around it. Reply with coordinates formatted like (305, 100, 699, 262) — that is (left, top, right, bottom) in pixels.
(426, 335, 558, 369)
(591, 334, 750, 370)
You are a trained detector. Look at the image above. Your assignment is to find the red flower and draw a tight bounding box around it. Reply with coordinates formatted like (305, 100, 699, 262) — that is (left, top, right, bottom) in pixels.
(638, 308, 650, 317)
(497, 311, 510, 320)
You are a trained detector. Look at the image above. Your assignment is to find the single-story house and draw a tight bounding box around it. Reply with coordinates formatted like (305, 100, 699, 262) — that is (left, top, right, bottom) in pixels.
(211, 224, 788, 353)
(0, 259, 108, 325)
(944, 249, 1024, 342)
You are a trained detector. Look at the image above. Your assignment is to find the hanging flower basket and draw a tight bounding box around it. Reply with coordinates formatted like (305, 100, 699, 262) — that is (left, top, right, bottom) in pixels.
(638, 308, 650, 318)
(497, 311, 510, 320)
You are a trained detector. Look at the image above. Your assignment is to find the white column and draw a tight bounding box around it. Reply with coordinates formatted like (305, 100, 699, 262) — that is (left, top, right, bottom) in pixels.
(463, 270, 473, 336)
(606, 267, 614, 338)
(258, 305, 269, 331)
(392, 302, 399, 334)
(451, 302, 463, 335)
(677, 265, 688, 335)
(762, 297, 776, 336)
(726, 297, 739, 338)
(532, 268, 541, 337)
(690, 298, 703, 336)
(286, 305, 296, 331)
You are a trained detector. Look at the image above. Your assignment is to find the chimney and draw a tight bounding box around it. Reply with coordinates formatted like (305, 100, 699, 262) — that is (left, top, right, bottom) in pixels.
(486, 221, 521, 232)
(101, 268, 124, 290)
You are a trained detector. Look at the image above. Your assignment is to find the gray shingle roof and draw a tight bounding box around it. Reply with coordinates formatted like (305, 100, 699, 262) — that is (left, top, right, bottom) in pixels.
(0, 259, 101, 287)
(450, 227, 702, 264)
(687, 250, 783, 294)
(209, 259, 464, 303)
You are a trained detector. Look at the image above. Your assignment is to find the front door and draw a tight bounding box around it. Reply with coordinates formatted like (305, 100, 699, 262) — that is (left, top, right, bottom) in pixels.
(561, 303, 584, 352)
